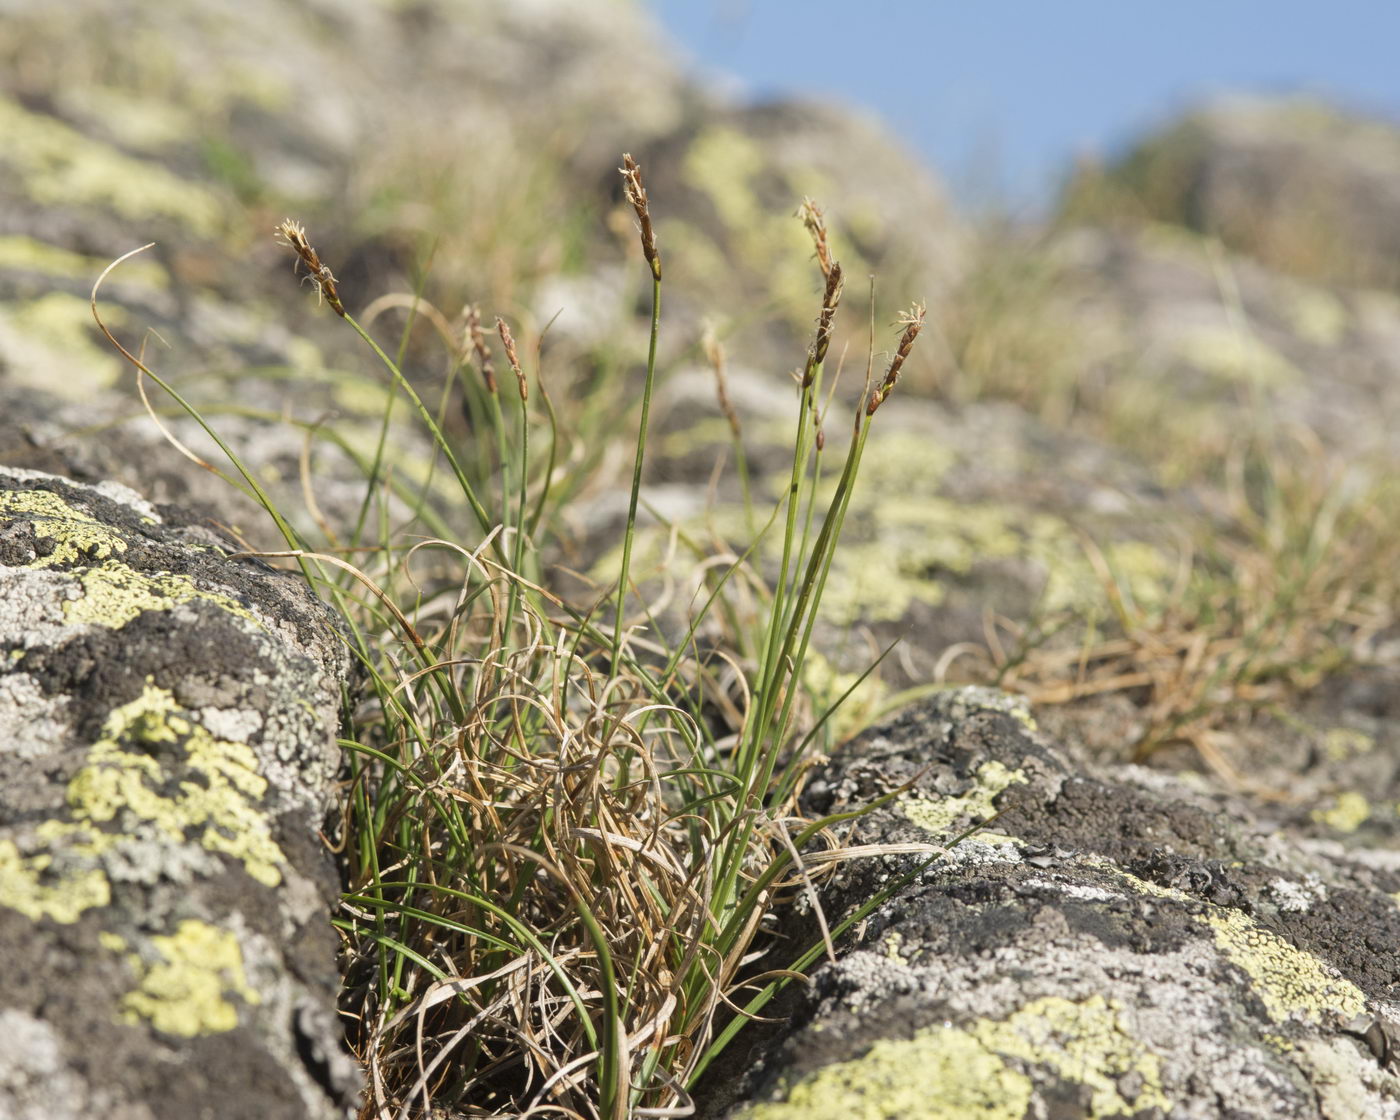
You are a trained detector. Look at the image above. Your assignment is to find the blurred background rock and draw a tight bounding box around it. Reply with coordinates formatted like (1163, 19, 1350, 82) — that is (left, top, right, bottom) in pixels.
(1, 0, 1397, 870)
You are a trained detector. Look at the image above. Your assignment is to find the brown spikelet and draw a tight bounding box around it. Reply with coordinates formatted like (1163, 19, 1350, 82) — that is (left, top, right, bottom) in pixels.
(806, 261, 844, 384)
(274, 219, 345, 316)
(620, 153, 661, 281)
(496, 317, 526, 401)
(868, 302, 926, 414)
(797, 197, 833, 280)
(463, 305, 498, 394)
(702, 325, 741, 440)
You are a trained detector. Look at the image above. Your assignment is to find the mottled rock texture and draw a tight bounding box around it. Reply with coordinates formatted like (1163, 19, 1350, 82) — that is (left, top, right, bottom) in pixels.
(708, 689, 1400, 1119)
(0, 465, 355, 1119)
(1067, 96, 1400, 291)
(2, 0, 1399, 1111)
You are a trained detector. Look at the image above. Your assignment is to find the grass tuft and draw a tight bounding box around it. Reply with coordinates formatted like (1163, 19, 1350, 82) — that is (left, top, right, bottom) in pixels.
(95, 156, 931, 1118)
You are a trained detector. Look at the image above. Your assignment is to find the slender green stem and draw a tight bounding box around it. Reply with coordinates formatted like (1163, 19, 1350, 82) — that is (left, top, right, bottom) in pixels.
(610, 274, 662, 674)
(344, 313, 500, 554)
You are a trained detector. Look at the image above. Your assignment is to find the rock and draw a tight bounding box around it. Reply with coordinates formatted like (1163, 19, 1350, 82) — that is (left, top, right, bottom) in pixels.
(0, 466, 356, 1118)
(0, 0, 694, 545)
(1040, 222, 1400, 466)
(0, 0, 688, 382)
(632, 97, 963, 366)
(706, 689, 1400, 1119)
(1064, 96, 1400, 291)
(578, 386, 1183, 705)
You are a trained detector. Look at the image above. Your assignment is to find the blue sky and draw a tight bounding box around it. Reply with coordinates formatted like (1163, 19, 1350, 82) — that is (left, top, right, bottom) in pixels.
(651, 1, 1400, 213)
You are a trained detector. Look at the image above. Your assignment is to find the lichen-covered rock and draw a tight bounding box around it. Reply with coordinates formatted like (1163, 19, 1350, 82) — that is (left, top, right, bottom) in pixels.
(1063, 97, 1400, 292)
(633, 98, 962, 365)
(0, 466, 356, 1119)
(0, 0, 688, 400)
(1041, 222, 1400, 466)
(706, 689, 1400, 1119)
(583, 386, 1181, 703)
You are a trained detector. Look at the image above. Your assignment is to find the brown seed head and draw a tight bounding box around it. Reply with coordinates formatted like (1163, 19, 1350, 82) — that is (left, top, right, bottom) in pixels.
(797, 197, 833, 280)
(808, 261, 844, 379)
(463, 305, 497, 394)
(620, 153, 661, 281)
(496, 317, 526, 401)
(274, 219, 345, 316)
(868, 301, 926, 415)
(702, 325, 741, 440)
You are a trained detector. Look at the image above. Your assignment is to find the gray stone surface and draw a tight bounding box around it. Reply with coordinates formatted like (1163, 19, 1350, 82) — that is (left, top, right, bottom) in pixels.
(0, 465, 356, 1119)
(706, 689, 1400, 1119)
(1067, 96, 1400, 291)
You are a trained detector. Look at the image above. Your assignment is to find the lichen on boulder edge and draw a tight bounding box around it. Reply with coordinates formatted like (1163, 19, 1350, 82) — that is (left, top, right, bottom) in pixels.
(0, 465, 357, 1120)
(707, 689, 1400, 1120)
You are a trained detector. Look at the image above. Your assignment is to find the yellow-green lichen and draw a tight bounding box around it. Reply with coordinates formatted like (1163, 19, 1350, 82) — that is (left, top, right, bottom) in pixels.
(1175, 327, 1299, 386)
(678, 125, 831, 322)
(801, 649, 888, 742)
(0, 683, 286, 924)
(1105, 864, 1368, 1026)
(741, 1021, 1033, 1120)
(98, 930, 127, 953)
(120, 919, 260, 1036)
(1322, 728, 1374, 763)
(943, 688, 1038, 732)
(1288, 288, 1348, 346)
(882, 930, 906, 966)
(685, 126, 768, 236)
(0, 95, 223, 235)
(67, 560, 252, 630)
(0, 838, 110, 923)
(0, 234, 167, 287)
(58, 84, 198, 152)
(971, 996, 1170, 1116)
(593, 421, 1173, 631)
(0, 292, 126, 391)
(901, 759, 1027, 838)
(1205, 908, 1367, 1024)
(1310, 791, 1371, 834)
(804, 432, 1172, 626)
(0, 488, 131, 567)
(66, 684, 286, 887)
(740, 995, 1167, 1120)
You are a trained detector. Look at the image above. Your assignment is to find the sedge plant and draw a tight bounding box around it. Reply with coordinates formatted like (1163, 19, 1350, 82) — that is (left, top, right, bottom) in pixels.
(94, 153, 935, 1120)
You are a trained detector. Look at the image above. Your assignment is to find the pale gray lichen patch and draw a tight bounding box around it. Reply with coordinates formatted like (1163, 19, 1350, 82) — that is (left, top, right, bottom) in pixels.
(0, 1009, 103, 1120)
(0, 672, 69, 759)
(1268, 877, 1326, 914)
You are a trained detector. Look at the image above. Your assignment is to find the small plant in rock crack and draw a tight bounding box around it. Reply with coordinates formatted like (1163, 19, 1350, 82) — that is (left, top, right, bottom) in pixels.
(92, 155, 943, 1120)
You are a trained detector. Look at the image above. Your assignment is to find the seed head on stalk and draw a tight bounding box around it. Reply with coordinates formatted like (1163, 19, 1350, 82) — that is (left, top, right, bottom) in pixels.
(274, 219, 345, 317)
(620, 153, 661, 281)
(868, 302, 926, 414)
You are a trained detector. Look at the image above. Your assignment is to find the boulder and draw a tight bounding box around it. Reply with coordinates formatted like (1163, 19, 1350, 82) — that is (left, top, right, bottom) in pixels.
(1040, 223, 1400, 466)
(707, 689, 1400, 1119)
(1064, 97, 1400, 291)
(629, 97, 963, 367)
(0, 465, 356, 1119)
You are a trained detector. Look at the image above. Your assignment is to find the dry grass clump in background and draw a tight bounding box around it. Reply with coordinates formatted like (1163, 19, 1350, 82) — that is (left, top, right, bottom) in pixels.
(96, 155, 939, 1118)
(998, 436, 1399, 772)
(922, 208, 1400, 769)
